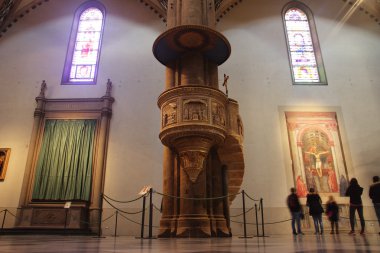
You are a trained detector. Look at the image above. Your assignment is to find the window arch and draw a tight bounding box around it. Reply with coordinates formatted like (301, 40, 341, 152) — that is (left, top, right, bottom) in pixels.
(62, 1, 106, 85)
(282, 2, 327, 85)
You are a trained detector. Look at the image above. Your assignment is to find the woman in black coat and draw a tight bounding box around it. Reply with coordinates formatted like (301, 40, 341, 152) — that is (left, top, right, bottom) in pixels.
(345, 178, 365, 235)
(306, 188, 324, 234)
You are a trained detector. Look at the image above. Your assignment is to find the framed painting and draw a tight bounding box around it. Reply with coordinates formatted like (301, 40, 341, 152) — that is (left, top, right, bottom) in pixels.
(285, 112, 349, 197)
(0, 148, 11, 180)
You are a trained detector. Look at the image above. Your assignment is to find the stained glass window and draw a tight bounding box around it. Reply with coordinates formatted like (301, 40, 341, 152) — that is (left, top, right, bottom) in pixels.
(283, 3, 327, 85)
(62, 2, 105, 85)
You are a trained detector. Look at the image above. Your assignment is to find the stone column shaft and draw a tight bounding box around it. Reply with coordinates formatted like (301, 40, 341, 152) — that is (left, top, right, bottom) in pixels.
(158, 146, 175, 236)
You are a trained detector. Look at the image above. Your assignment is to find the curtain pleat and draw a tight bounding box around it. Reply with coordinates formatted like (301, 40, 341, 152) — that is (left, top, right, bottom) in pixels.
(32, 119, 96, 201)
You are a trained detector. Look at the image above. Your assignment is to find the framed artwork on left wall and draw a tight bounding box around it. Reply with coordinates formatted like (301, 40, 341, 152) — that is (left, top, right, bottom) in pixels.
(0, 148, 11, 180)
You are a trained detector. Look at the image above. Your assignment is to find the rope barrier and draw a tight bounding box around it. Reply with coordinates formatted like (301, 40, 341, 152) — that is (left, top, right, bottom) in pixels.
(153, 204, 162, 213)
(103, 197, 146, 215)
(6, 210, 16, 217)
(102, 213, 115, 222)
(244, 192, 260, 202)
(0, 209, 16, 217)
(340, 216, 378, 222)
(230, 218, 291, 225)
(103, 193, 146, 204)
(230, 207, 254, 218)
(154, 190, 241, 200)
(118, 212, 159, 228)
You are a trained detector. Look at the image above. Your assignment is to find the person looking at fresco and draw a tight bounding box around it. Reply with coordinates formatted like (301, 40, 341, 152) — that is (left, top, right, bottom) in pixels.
(345, 178, 365, 235)
(306, 188, 324, 234)
(369, 176, 380, 235)
(287, 187, 304, 235)
(325, 195, 339, 234)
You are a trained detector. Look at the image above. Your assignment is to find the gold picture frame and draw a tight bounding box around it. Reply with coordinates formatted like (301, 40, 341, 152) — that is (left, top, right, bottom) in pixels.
(0, 148, 11, 180)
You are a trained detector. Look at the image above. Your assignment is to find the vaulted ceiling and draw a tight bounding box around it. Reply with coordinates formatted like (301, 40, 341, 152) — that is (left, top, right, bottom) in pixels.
(1, 0, 379, 38)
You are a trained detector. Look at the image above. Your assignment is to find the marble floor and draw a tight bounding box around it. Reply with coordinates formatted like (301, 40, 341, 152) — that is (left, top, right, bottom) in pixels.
(0, 234, 379, 253)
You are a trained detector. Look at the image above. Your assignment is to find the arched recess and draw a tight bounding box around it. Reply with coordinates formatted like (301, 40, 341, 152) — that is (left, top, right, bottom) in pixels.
(282, 1, 327, 85)
(16, 80, 114, 233)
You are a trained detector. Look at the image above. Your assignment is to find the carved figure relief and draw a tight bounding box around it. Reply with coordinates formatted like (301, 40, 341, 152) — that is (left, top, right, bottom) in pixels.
(180, 151, 207, 183)
(183, 99, 208, 122)
(162, 102, 177, 127)
(212, 102, 225, 126)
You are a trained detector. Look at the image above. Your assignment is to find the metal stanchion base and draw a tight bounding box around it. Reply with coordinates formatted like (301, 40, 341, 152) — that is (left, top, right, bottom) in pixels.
(253, 235, 269, 238)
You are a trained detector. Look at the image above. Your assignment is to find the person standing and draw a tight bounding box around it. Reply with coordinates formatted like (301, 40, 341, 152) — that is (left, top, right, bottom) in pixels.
(306, 188, 324, 234)
(345, 178, 365, 235)
(369, 176, 380, 235)
(326, 195, 339, 234)
(287, 187, 304, 235)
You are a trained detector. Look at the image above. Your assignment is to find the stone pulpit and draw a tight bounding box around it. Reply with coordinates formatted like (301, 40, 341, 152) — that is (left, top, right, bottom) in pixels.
(153, 0, 244, 237)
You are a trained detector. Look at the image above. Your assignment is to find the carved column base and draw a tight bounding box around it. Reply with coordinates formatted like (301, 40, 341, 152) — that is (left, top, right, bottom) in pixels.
(210, 215, 231, 237)
(176, 215, 211, 237)
(158, 216, 177, 238)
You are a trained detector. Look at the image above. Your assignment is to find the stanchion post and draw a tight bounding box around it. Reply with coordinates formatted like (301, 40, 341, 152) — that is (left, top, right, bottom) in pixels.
(260, 198, 265, 237)
(255, 203, 259, 236)
(242, 190, 247, 237)
(148, 188, 153, 238)
(1, 209, 7, 229)
(140, 195, 146, 238)
(114, 210, 119, 237)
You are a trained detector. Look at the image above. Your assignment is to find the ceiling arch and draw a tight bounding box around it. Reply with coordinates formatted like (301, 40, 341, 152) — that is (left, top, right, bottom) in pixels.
(1, 0, 379, 38)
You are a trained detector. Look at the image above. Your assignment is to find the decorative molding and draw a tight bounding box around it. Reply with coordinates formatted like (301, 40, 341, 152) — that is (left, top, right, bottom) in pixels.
(341, 0, 380, 26)
(180, 150, 207, 183)
(1, 0, 379, 39)
(0, 0, 16, 29)
(137, 0, 167, 22)
(215, 0, 243, 22)
(0, 0, 50, 38)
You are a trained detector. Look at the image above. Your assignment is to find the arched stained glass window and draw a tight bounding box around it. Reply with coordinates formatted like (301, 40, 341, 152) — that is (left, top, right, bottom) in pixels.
(283, 2, 327, 85)
(62, 2, 105, 85)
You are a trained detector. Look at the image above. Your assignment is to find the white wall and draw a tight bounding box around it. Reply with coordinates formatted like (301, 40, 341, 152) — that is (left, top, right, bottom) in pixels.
(218, 0, 380, 208)
(0, 0, 166, 209)
(0, 0, 379, 234)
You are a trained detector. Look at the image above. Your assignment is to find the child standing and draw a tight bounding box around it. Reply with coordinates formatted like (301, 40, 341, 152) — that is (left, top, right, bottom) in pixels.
(326, 196, 339, 234)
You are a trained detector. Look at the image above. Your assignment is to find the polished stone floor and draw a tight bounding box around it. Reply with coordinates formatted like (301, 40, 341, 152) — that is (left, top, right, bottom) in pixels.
(0, 234, 379, 253)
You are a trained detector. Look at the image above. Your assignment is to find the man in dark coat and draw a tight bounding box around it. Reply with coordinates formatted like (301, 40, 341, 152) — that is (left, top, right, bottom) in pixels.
(369, 176, 380, 235)
(287, 187, 304, 235)
(345, 178, 365, 235)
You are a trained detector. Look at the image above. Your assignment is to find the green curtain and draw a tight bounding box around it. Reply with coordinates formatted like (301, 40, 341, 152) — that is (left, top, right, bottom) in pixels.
(32, 119, 97, 201)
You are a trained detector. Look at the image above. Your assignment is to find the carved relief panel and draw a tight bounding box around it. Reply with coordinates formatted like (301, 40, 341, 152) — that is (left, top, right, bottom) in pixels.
(183, 99, 208, 122)
(211, 101, 225, 126)
(162, 100, 178, 128)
